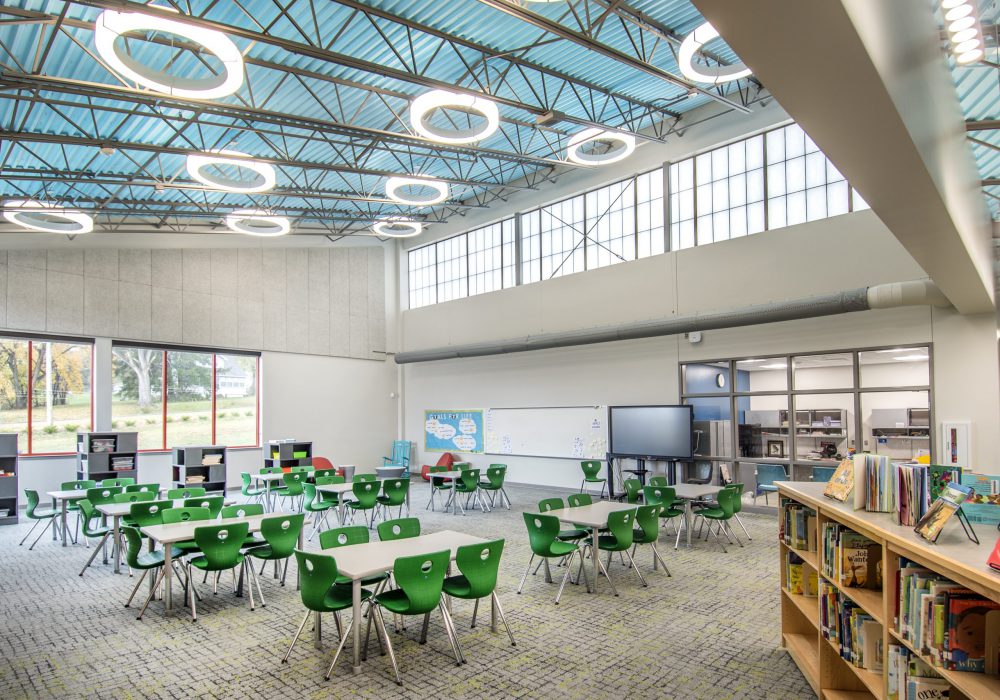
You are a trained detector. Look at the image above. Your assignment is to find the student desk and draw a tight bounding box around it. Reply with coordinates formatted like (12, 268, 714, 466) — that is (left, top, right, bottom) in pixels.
(672, 483, 725, 548)
(545, 501, 637, 594)
(47, 487, 163, 547)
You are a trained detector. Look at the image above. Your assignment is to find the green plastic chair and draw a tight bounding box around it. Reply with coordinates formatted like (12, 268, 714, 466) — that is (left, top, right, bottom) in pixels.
(121, 525, 185, 618)
(377, 517, 420, 541)
(59, 479, 95, 544)
(167, 487, 206, 500)
(361, 550, 463, 684)
(622, 478, 643, 504)
(442, 539, 515, 646)
(303, 483, 334, 542)
(274, 472, 306, 511)
(77, 498, 113, 576)
(594, 508, 640, 596)
(632, 504, 670, 578)
(318, 526, 390, 590)
(478, 465, 511, 509)
(314, 475, 346, 515)
(452, 468, 488, 514)
(519, 512, 590, 603)
(313, 468, 337, 479)
(20, 489, 58, 550)
(353, 474, 377, 483)
(538, 498, 588, 542)
(426, 465, 453, 512)
(377, 478, 409, 520)
(240, 472, 266, 504)
(162, 506, 211, 555)
(125, 483, 160, 494)
(101, 477, 136, 487)
(579, 460, 607, 498)
(283, 549, 372, 665)
(728, 482, 752, 541)
(346, 480, 380, 529)
(261, 467, 283, 474)
(291, 465, 314, 474)
(696, 487, 742, 553)
(129, 500, 172, 528)
(185, 521, 258, 620)
(648, 475, 669, 488)
(643, 485, 685, 546)
(183, 495, 224, 519)
(222, 503, 267, 547)
(246, 513, 305, 595)
(86, 485, 123, 507)
(114, 491, 155, 504)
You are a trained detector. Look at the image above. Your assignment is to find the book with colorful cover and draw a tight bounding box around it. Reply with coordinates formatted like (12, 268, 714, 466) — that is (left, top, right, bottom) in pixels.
(915, 482, 972, 542)
(824, 457, 857, 502)
(928, 465, 962, 501)
(959, 472, 1000, 526)
(947, 595, 1000, 672)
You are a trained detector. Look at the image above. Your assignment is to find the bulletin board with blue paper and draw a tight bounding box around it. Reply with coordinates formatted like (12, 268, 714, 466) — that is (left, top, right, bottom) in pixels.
(424, 409, 485, 454)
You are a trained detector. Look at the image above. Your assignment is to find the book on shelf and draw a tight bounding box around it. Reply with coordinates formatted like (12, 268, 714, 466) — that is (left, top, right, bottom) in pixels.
(928, 465, 962, 501)
(821, 522, 883, 590)
(819, 581, 883, 671)
(781, 499, 817, 552)
(201, 454, 223, 466)
(888, 645, 950, 700)
(895, 462, 930, 527)
(914, 482, 972, 543)
(959, 472, 1000, 527)
(865, 453, 895, 513)
(185, 475, 206, 483)
(90, 438, 116, 453)
(785, 551, 818, 595)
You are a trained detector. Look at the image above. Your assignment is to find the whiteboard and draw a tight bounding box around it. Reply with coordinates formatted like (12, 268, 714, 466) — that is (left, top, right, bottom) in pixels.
(484, 406, 608, 459)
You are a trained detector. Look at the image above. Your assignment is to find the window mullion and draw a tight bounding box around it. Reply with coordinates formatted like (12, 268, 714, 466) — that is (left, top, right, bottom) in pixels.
(161, 350, 168, 451)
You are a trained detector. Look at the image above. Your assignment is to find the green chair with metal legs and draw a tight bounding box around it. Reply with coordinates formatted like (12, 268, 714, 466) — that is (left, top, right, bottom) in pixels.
(452, 468, 489, 514)
(20, 489, 58, 550)
(538, 498, 588, 542)
(221, 503, 267, 547)
(246, 513, 305, 596)
(291, 465, 314, 474)
(622, 478, 643, 504)
(479, 465, 512, 509)
(353, 474, 377, 483)
(303, 483, 334, 542)
(579, 460, 607, 498)
(566, 493, 607, 535)
(426, 466, 452, 511)
(129, 500, 172, 528)
(727, 482, 752, 541)
(377, 517, 420, 542)
(519, 512, 590, 604)
(283, 549, 372, 666)
(648, 475, 669, 488)
(376, 478, 408, 520)
(114, 491, 155, 527)
(122, 525, 186, 619)
(59, 479, 95, 544)
(354, 549, 463, 685)
(442, 538, 516, 647)
(86, 485, 123, 508)
(313, 468, 337, 479)
(346, 480, 380, 528)
(315, 475, 346, 522)
(591, 508, 643, 596)
(125, 482, 160, 494)
(185, 522, 260, 621)
(642, 485, 685, 544)
(167, 487, 206, 500)
(274, 472, 306, 511)
(78, 498, 114, 576)
(239, 472, 266, 505)
(319, 526, 390, 590)
(183, 495, 224, 519)
(696, 487, 742, 552)
(101, 477, 135, 488)
(631, 504, 671, 577)
(162, 506, 211, 555)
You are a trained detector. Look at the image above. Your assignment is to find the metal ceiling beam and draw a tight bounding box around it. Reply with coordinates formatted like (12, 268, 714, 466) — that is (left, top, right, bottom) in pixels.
(983, 179, 1000, 187)
(473, 0, 751, 113)
(967, 120, 1000, 131)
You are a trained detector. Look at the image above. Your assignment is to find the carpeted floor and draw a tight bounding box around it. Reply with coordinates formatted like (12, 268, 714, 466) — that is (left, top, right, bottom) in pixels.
(0, 481, 813, 699)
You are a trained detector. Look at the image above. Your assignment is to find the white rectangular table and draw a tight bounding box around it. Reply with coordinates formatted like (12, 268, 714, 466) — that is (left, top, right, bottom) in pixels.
(671, 483, 725, 548)
(545, 501, 637, 594)
(315, 482, 355, 525)
(331, 529, 488, 674)
(428, 470, 468, 515)
(47, 487, 164, 547)
(252, 472, 286, 511)
(140, 511, 301, 614)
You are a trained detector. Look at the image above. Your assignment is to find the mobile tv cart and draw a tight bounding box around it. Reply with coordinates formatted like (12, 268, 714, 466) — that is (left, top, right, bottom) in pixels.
(606, 453, 686, 499)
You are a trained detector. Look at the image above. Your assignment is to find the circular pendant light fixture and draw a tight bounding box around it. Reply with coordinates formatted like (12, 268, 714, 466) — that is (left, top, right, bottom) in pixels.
(3, 200, 94, 234)
(678, 22, 753, 84)
(410, 90, 500, 144)
(225, 209, 290, 237)
(385, 176, 449, 206)
(187, 150, 276, 193)
(565, 128, 636, 165)
(94, 9, 244, 99)
(372, 218, 423, 238)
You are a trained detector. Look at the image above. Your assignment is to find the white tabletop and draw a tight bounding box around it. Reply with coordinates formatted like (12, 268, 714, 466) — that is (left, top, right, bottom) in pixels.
(253, 472, 287, 482)
(672, 483, 724, 500)
(141, 511, 295, 545)
(432, 470, 465, 479)
(316, 483, 355, 495)
(47, 487, 155, 500)
(545, 501, 637, 528)
(331, 530, 487, 581)
(97, 498, 235, 518)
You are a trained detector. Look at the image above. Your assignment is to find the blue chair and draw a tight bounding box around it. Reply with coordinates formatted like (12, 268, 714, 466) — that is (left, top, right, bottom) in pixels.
(811, 467, 836, 483)
(382, 440, 413, 478)
(753, 464, 789, 505)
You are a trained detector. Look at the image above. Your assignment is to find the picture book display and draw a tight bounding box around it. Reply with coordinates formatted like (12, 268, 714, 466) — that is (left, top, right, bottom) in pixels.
(960, 472, 1000, 527)
(914, 482, 973, 543)
(823, 457, 858, 502)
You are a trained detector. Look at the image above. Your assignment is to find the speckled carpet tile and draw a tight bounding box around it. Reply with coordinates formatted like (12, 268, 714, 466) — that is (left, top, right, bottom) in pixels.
(0, 482, 813, 699)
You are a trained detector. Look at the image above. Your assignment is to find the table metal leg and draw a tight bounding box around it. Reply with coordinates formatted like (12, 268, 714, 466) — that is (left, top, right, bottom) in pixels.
(163, 542, 173, 613)
(685, 501, 693, 548)
(61, 500, 68, 547)
(491, 593, 497, 632)
(296, 528, 303, 591)
(313, 610, 322, 649)
(112, 515, 121, 574)
(351, 579, 362, 674)
(591, 526, 599, 594)
(338, 499, 346, 526)
(148, 536, 157, 598)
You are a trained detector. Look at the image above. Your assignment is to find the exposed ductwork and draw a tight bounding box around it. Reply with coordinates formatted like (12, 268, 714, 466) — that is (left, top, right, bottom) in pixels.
(394, 280, 951, 364)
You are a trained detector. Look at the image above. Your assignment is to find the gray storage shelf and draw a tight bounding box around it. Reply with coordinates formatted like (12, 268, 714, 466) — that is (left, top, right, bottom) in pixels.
(172, 446, 227, 493)
(0, 433, 18, 525)
(76, 432, 138, 483)
(264, 440, 312, 469)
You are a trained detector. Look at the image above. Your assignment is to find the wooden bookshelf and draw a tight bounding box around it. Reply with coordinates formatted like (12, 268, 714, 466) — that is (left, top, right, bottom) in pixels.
(0, 433, 18, 525)
(779, 481, 1000, 700)
(76, 432, 138, 483)
(171, 445, 227, 493)
(264, 440, 312, 471)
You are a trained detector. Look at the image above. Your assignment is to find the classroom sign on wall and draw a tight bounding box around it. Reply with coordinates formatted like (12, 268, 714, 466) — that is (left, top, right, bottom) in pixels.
(424, 410, 485, 454)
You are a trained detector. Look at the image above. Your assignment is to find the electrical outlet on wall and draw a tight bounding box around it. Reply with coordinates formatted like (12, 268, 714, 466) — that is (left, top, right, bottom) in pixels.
(686, 331, 702, 344)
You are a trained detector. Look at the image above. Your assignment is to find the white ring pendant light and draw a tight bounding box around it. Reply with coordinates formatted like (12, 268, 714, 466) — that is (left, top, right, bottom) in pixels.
(385, 176, 449, 206)
(187, 150, 276, 193)
(225, 209, 290, 237)
(410, 90, 499, 144)
(678, 22, 753, 84)
(565, 128, 636, 165)
(372, 219, 423, 238)
(3, 200, 94, 234)
(94, 9, 244, 99)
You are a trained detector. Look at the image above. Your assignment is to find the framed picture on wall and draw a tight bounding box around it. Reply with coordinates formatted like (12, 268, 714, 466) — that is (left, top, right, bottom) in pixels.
(767, 440, 785, 458)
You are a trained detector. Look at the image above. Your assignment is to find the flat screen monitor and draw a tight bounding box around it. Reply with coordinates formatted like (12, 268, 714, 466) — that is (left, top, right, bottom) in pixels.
(608, 405, 693, 459)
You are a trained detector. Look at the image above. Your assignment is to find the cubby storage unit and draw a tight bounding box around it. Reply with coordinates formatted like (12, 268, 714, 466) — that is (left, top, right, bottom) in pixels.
(778, 481, 1000, 700)
(264, 440, 312, 471)
(0, 433, 18, 525)
(172, 446, 227, 492)
(76, 432, 138, 483)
